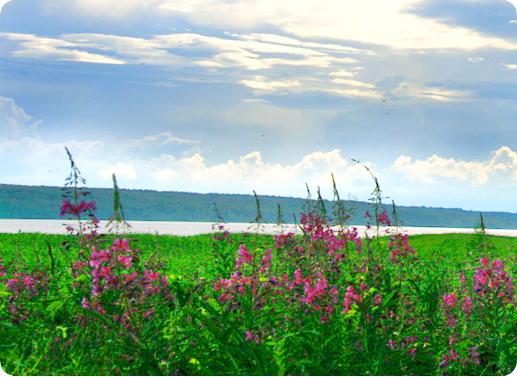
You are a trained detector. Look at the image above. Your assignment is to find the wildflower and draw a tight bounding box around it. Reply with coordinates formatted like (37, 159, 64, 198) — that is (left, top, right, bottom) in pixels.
(462, 296, 473, 313)
(443, 293, 457, 306)
(117, 255, 132, 269)
(236, 245, 253, 268)
(124, 271, 138, 284)
(480, 256, 490, 267)
(377, 210, 391, 226)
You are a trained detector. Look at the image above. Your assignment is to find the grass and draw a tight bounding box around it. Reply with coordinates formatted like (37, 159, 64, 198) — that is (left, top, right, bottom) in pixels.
(0, 148, 516, 376)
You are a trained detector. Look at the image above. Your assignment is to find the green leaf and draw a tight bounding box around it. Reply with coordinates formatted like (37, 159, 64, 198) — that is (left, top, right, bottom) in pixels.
(46, 300, 65, 313)
(0, 283, 11, 297)
(74, 274, 89, 283)
(344, 310, 357, 319)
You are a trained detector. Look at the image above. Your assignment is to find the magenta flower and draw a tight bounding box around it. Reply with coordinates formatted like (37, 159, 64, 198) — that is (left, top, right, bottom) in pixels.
(480, 257, 490, 267)
(443, 293, 457, 306)
(236, 245, 254, 268)
(123, 271, 138, 284)
(117, 255, 132, 269)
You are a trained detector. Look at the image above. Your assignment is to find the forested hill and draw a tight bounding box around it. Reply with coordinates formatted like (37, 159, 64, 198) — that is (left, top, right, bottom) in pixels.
(2, 183, 517, 229)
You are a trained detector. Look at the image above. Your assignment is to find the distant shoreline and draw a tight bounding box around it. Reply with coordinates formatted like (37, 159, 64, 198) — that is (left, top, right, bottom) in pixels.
(2, 219, 517, 238)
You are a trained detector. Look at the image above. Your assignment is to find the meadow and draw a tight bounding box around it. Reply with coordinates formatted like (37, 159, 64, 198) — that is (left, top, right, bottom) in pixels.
(0, 149, 516, 375)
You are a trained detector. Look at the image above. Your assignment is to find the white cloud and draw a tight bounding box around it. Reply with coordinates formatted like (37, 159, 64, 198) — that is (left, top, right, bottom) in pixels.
(229, 33, 377, 55)
(0, 136, 105, 186)
(467, 57, 484, 62)
(324, 88, 381, 99)
(239, 76, 301, 94)
(1, 31, 361, 72)
(44, 0, 159, 18)
(329, 69, 357, 77)
(391, 146, 517, 186)
(211, 52, 271, 70)
(125, 131, 200, 149)
(0, 97, 42, 138)
(155, 149, 353, 189)
(0, 33, 127, 64)
(244, 98, 270, 104)
(152, 0, 517, 51)
(35, 0, 517, 52)
(330, 78, 376, 88)
(152, 168, 176, 182)
(391, 81, 473, 102)
(98, 162, 137, 179)
(500, 63, 517, 69)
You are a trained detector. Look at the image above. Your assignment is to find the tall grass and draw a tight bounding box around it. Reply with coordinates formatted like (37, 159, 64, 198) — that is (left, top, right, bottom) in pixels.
(0, 148, 515, 375)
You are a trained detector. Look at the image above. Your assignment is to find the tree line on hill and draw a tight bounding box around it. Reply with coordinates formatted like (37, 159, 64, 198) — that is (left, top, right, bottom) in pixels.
(2, 183, 517, 229)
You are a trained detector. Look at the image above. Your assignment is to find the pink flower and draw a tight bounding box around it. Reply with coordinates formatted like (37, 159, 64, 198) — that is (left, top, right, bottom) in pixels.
(443, 293, 457, 306)
(124, 271, 138, 284)
(117, 255, 132, 269)
(463, 296, 473, 312)
(236, 245, 253, 268)
(113, 238, 131, 253)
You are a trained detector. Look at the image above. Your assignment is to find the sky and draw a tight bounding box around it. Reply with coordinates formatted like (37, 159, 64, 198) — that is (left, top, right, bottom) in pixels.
(1, 0, 517, 213)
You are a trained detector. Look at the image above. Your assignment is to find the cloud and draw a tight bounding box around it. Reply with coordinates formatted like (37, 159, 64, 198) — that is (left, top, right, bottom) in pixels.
(500, 63, 517, 69)
(98, 162, 137, 180)
(44, 0, 161, 18)
(329, 69, 357, 77)
(0, 97, 42, 138)
(330, 78, 376, 88)
(155, 149, 352, 187)
(152, 168, 176, 182)
(323, 88, 381, 99)
(151, 0, 517, 51)
(391, 81, 473, 102)
(243, 98, 270, 104)
(34, 0, 517, 52)
(0, 136, 105, 186)
(391, 146, 517, 186)
(221, 102, 338, 133)
(0, 33, 127, 64)
(125, 131, 201, 149)
(239, 76, 301, 94)
(229, 33, 377, 55)
(1, 31, 362, 75)
(468, 57, 484, 62)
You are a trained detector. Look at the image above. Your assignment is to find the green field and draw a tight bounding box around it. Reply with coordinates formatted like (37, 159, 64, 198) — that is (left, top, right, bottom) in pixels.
(1, 231, 516, 281)
(1, 227, 516, 375)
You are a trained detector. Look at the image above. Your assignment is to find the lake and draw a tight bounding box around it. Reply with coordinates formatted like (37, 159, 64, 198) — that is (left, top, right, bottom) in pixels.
(2, 219, 517, 238)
